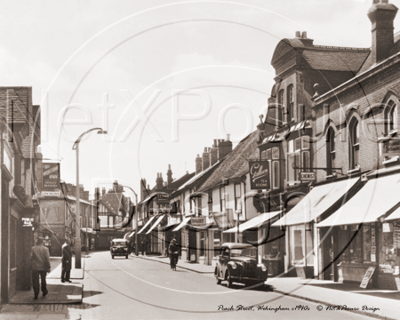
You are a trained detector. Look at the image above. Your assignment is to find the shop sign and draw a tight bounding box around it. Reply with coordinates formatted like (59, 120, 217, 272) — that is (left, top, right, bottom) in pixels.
(22, 217, 34, 227)
(191, 217, 206, 226)
(249, 161, 270, 190)
(383, 139, 400, 157)
(299, 172, 316, 182)
(41, 191, 61, 197)
(360, 266, 375, 289)
(155, 194, 170, 205)
(42, 163, 60, 192)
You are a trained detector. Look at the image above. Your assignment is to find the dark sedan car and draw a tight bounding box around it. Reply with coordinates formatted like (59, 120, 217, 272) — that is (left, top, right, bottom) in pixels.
(110, 239, 129, 259)
(215, 243, 268, 288)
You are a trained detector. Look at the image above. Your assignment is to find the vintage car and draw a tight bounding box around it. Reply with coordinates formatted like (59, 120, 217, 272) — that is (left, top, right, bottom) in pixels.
(110, 239, 129, 259)
(215, 243, 268, 288)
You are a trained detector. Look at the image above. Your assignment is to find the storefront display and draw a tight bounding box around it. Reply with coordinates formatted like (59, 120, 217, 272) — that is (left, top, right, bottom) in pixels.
(379, 222, 400, 275)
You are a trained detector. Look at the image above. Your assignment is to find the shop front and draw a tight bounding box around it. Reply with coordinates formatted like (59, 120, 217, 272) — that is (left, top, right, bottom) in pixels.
(317, 173, 400, 289)
(273, 177, 361, 278)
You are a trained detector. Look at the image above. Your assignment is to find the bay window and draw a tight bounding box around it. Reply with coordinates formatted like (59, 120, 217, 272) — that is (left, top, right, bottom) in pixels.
(287, 136, 311, 184)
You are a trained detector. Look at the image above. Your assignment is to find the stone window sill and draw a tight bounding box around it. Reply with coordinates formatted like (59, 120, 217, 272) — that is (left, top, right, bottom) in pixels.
(347, 167, 360, 175)
(383, 156, 399, 166)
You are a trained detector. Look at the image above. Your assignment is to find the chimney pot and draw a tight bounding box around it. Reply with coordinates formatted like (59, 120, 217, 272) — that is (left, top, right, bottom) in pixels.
(226, 134, 230, 141)
(302, 31, 307, 38)
(295, 31, 301, 38)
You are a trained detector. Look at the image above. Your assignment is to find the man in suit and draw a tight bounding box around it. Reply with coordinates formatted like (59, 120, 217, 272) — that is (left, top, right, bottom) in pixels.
(61, 238, 72, 283)
(31, 237, 51, 300)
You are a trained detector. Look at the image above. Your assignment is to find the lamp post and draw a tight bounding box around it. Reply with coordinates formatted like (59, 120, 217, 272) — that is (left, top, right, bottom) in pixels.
(72, 128, 106, 269)
(121, 185, 139, 256)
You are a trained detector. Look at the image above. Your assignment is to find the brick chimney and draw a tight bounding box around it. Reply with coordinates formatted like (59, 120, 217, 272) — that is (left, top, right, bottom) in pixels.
(209, 140, 218, 166)
(217, 134, 233, 160)
(195, 154, 202, 174)
(368, 0, 398, 63)
(202, 147, 211, 170)
(156, 173, 164, 190)
(167, 164, 173, 185)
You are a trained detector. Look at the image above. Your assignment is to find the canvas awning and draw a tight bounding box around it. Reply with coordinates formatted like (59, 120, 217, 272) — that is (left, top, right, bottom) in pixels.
(137, 216, 155, 234)
(385, 206, 400, 221)
(273, 178, 359, 227)
(146, 215, 165, 234)
(318, 173, 400, 227)
(127, 231, 135, 238)
(172, 217, 191, 232)
(223, 211, 282, 233)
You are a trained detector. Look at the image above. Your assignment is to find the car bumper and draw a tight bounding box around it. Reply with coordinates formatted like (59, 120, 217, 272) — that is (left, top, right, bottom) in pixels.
(111, 252, 128, 256)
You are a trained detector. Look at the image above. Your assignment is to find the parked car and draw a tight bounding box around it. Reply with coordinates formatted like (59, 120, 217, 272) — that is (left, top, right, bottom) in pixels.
(110, 239, 129, 259)
(214, 243, 268, 288)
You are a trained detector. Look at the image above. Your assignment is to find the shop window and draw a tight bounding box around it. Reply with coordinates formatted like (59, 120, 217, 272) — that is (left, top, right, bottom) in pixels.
(287, 84, 294, 123)
(380, 222, 399, 275)
(349, 225, 362, 263)
(290, 226, 313, 266)
(363, 225, 371, 263)
(384, 100, 398, 135)
(349, 118, 360, 170)
(234, 183, 241, 211)
(326, 128, 336, 176)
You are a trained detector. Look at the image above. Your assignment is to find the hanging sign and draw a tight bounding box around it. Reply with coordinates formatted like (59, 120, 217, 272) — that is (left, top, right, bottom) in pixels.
(299, 172, 316, 182)
(383, 139, 400, 157)
(22, 218, 34, 227)
(249, 161, 270, 189)
(42, 163, 60, 192)
(191, 217, 206, 226)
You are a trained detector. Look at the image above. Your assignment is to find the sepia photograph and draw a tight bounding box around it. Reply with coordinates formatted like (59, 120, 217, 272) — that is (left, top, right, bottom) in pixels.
(1, 0, 400, 319)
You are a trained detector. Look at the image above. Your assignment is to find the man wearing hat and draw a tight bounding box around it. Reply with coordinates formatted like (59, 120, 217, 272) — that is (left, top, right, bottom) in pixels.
(168, 238, 179, 271)
(31, 237, 51, 299)
(61, 238, 72, 283)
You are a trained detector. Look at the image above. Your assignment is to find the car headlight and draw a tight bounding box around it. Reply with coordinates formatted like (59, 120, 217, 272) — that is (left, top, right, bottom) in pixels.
(231, 262, 237, 270)
(258, 263, 267, 272)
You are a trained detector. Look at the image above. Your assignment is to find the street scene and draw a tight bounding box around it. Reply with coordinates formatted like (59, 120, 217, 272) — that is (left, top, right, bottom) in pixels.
(3, 0, 400, 319)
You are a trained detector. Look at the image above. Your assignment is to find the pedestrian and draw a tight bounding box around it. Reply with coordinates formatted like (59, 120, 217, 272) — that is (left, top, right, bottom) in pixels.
(30, 237, 51, 300)
(141, 239, 146, 255)
(168, 238, 179, 271)
(61, 238, 72, 283)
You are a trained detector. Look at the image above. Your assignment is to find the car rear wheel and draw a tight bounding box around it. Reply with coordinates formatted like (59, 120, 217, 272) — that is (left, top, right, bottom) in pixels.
(126, 255, 128, 259)
(226, 269, 233, 288)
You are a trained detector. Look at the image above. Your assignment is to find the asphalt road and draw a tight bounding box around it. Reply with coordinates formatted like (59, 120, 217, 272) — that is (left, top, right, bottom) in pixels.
(54, 251, 373, 320)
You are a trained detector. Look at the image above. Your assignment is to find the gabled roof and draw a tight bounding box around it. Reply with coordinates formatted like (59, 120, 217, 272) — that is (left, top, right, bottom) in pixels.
(271, 37, 370, 74)
(198, 131, 258, 192)
(100, 192, 126, 215)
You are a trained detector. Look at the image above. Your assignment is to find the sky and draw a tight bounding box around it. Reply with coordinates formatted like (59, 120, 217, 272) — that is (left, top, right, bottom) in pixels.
(3, 0, 399, 200)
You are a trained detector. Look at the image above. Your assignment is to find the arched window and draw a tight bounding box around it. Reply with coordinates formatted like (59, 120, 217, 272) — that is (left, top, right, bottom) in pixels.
(287, 84, 294, 123)
(326, 127, 335, 175)
(349, 118, 360, 170)
(385, 100, 398, 135)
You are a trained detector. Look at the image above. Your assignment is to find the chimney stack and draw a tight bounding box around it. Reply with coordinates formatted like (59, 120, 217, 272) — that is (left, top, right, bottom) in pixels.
(195, 154, 202, 174)
(209, 140, 218, 166)
(217, 135, 233, 160)
(202, 147, 211, 171)
(156, 173, 164, 190)
(102, 187, 106, 196)
(167, 164, 173, 185)
(368, 0, 398, 63)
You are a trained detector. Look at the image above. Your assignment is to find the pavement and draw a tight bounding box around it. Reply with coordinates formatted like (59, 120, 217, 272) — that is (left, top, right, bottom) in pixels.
(7, 255, 85, 305)
(138, 254, 400, 320)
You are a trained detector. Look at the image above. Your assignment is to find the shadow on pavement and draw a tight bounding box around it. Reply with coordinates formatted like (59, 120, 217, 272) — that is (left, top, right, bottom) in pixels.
(306, 282, 400, 301)
(83, 290, 103, 298)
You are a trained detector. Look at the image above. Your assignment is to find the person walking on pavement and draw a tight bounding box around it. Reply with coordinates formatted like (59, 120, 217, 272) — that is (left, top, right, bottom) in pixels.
(168, 238, 179, 271)
(31, 237, 51, 300)
(61, 238, 72, 283)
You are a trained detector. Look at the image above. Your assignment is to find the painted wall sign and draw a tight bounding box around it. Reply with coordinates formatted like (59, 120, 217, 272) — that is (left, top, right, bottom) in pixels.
(249, 161, 270, 189)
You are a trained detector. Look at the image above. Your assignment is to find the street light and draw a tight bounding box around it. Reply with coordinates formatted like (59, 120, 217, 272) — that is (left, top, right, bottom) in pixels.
(72, 127, 107, 269)
(120, 185, 139, 256)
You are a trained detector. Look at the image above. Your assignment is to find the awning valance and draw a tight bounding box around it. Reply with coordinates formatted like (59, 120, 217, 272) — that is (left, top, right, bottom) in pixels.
(146, 215, 165, 234)
(318, 174, 400, 227)
(273, 178, 359, 227)
(128, 231, 135, 238)
(224, 211, 282, 233)
(385, 205, 400, 221)
(137, 216, 155, 234)
(172, 217, 191, 232)
(159, 223, 179, 232)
